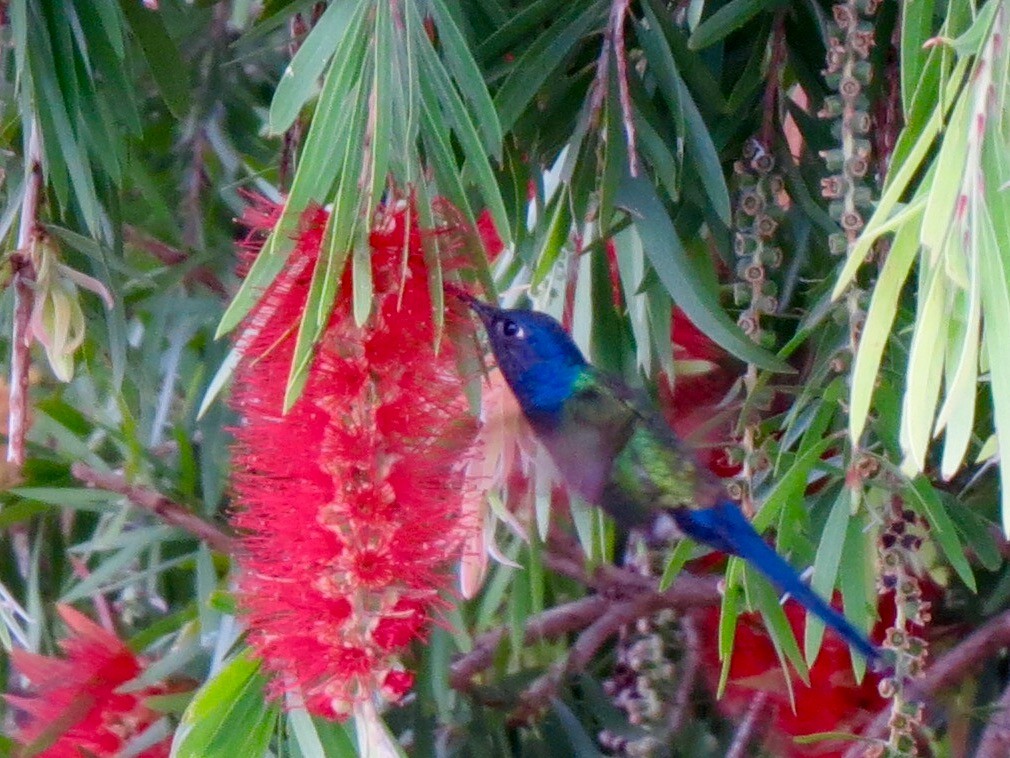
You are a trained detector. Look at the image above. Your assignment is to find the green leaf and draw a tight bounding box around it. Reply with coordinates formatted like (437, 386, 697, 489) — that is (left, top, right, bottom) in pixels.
(287, 705, 353, 758)
(658, 538, 695, 591)
(688, 0, 778, 51)
(268, 0, 361, 134)
(283, 78, 370, 409)
(945, 498, 1001, 572)
(900, 261, 947, 473)
(905, 475, 975, 591)
(637, 7, 731, 224)
(531, 188, 573, 286)
(848, 204, 923, 442)
(616, 175, 791, 372)
(900, 0, 936, 113)
(411, 2, 510, 245)
(216, 3, 369, 338)
(919, 95, 970, 260)
(172, 650, 278, 758)
(804, 489, 851, 664)
(833, 57, 970, 296)
(119, 0, 191, 119)
(981, 136, 1010, 535)
(752, 434, 837, 533)
(493, 0, 606, 133)
(746, 565, 809, 689)
(476, 0, 567, 64)
(430, 0, 503, 158)
(716, 558, 744, 696)
(839, 511, 874, 682)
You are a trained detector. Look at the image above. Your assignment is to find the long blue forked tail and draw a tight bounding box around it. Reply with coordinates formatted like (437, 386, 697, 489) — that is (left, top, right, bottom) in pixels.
(673, 501, 882, 664)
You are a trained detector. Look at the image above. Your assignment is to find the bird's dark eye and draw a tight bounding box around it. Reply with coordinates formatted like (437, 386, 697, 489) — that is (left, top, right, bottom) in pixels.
(497, 319, 524, 339)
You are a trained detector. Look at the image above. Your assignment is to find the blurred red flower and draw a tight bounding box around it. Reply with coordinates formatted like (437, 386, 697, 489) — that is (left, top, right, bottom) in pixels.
(230, 194, 476, 718)
(6, 605, 172, 758)
(697, 597, 885, 757)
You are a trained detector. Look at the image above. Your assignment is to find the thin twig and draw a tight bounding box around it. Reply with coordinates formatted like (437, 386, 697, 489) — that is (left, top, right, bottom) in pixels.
(759, 12, 787, 149)
(68, 555, 116, 633)
(586, 25, 612, 129)
(181, 129, 207, 252)
(71, 462, 236, 554)
(726, 691, 770, 758)
(450, 595, 608, 690)
(587, 0, 637, 175)
(843, 608, 1010, 758)
(610, 0, 637, 176)
(975, 681, 1010, 758)
(123, 225, 226, 295)
(451, 569, 719, 697)
(668, 614, 701, 734)
(7, 120, 43, 470)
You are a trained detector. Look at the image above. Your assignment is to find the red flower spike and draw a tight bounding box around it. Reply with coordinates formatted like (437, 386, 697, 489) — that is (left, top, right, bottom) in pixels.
(476, 209, 505, 260)
(6, 605, 173, 758)
(230, 194, 478, 718)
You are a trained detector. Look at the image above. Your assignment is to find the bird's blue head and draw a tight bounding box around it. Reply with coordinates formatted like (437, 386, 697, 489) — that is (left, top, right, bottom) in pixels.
(461, 296, 588, 426)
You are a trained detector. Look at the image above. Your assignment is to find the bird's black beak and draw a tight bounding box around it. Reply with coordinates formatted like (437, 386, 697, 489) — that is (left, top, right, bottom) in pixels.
(446, 285, 496, 326)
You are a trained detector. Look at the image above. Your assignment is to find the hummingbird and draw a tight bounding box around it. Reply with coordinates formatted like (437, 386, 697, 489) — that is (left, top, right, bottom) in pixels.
(459, 294, 881, 663)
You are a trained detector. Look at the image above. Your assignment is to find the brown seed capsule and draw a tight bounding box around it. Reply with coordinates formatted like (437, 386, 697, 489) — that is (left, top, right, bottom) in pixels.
(839, 76, 862, 100)
(840, 209, 864, 232)
(833, 3, 857, 30)
(751, 152, 775, 174)
(756, 214, 779, 237)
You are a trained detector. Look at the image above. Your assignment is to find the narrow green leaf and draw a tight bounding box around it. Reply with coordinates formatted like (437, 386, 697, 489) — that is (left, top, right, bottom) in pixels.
(88, 0, 127, 58)
(430, 0, 503, 158)
(919, 95, 970, 260)
(637, 7, 731, 224)
(531, 188, 572, 286)
(937, 276, 979, 479)
(804, 489, 851, 664)
(658, 538, 694, 591)
(476, 0, 567, 63)
(716, 558, 744, 697)
(839, 511, 874, 682)
(119, 0, 191, 118)
(848, 205, 922, 442)
(282, 76, 369, 409)
(367, 0, 394, 202)
(752, 435, 837, 533)
(905, 475, 975, 591)
(900, 0, 936, 113)
(833, 57, 971, 297)
(981, 135, 1010, 535)
(616, 175, 792, 372)
(688, 0, 777, 51)
(172, 651, 277, 758)
(900, 261, 947, 473)
(746, 567, 809, 688)
(216, 5, 369, 338)
(493, 0, 606, 133)
(268, 0, 361, 134)
(411, 2, 511, 245)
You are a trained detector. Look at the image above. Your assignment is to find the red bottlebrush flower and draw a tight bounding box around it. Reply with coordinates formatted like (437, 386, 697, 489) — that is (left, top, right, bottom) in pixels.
(6, 605, 173, 758)
(697, 597, 885, 757)
(230, 194, 477, 719)
(476, 209, 505, 260)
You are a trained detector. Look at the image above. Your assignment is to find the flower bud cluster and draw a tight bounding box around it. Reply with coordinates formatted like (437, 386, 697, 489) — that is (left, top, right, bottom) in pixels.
(731, 138, 788, 350)
(599, 545, 691, 756)
(819, 0, 879, 253)
(874, 496, 931, 756)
